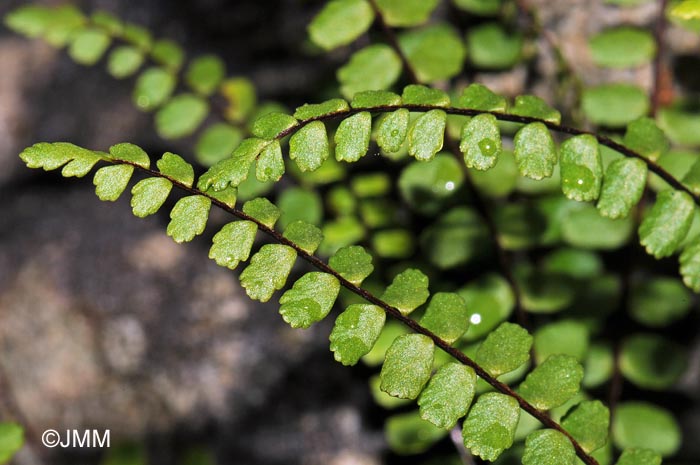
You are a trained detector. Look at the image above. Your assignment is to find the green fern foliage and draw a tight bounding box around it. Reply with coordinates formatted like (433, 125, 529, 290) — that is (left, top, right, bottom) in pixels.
(461, 392, 520, 461)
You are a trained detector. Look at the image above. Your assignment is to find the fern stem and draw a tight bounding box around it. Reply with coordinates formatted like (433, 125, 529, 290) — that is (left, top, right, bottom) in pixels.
(274, 104, 700, 207)
(113, 157, 600, 465)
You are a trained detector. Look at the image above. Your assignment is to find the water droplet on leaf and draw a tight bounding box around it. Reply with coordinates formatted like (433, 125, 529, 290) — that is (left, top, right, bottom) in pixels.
(478, 138, 498, 157)
(563, 165, 595, 192)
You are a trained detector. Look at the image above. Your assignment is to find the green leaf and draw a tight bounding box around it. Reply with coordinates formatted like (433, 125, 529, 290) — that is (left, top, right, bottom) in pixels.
(293, 99, 349, 121)
(522, 429, 575, 465)
(419, 293, 469, 344)
(562, 400, 610, 453)
(620, 333, 687, 390)
(109, 142, 150, 168)
(680, 238, 700, 291)
(39, 6, 87, 47)
(377, 109, 410, 153)
(122, 23, 152, 50)
(289, 121, 330, 171)
(372, 229, 414, 258)
(408, 109, 446, 161)
(375, 0, 439, 26)
(351, 173, 391, 197)
(195, 123, 243, 167)
(542, 248, 604, 279)
(209, 221, 257, 270)
(278, 187, 323, 229)
(615, 449, 662, 465)
(185, 55, 225, 96)
(92, 11, 123, 35)
(399, 154, 464, 215)
(242, 197, 281, 228)
(475, 322, 532, 377)
(518, 354, 584, 410)
(221, 77, 257, 123)
(510, 95, 561, 124)
(279, 272, 340, 328)
(328, 245, 374, 285)
(330, 304, 386, 365)
(107, 46, 144, 78)
(255, 140, 285, 182)
(514, 123, 557, 180)
(68, 27, 111, 65)
(319, 217, 365, 255)
(597, 158, 647, 219)
(207, 185, 238, 208)
(658, 106, 700, 145)
(453, 0, 503, 15)
(589, 27, 655, 68)
(623, 117, 669, 162)
(418, 363, 476, 429)
(583, 343, 615, 388)
(461, 393, 520, 461)
(533, 320, 589, 363)
(155, 94, 209, 139)
(639, 190, 695, 258)
(133, 67, 176, 111)
(381, 268, 430, 315)
(19, 142, 102, 176)
(455, 83, 507, 112)
(351, 90, 402, 108)
(402, 85, 451, 107)
(380, 334, 434, 399)
(198, 138, 268, 191)
(252, 112, 298, 140)
(282, 221, 323, 254)
(467, 23, 522, 69)
(240, 244, 297, 302)
(151, 39, 184, 70)
(157, 152, 194, 187)
(166, 195, 211, 243)
(94, 164, 134, 201)
(338, 45, 401, 99)
(130, 177, 172, 217)
(470, 150, 519, 197)
(459, 274, 514, 341)
(0, 423, 24, 464)
(421, 207, 489, 268)
(399, 25, 466, 82)
(386, 411, 448, 455)
(460, 113, 502, 171)
(335, 112, 372, 162)
(91, 11, 121, 35)
(559, 135, 603, 202)
(582, 84, 649, 127)
(683, 158, 700, 195)
(562, 203, 634, 249)
(308, 0, 374, 51)
(612, 402, 681, 457)
(4, 5, 53, 38)
(629, 277, 692, 326)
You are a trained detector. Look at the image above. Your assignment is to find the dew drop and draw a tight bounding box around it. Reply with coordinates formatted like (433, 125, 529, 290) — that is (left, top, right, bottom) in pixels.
(390, 129, 399, 137)
(470, 313, 482, 325)
(445, 181, 455, 191)
(564, 165, 595, 192)
(478, 138, 498, 157)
